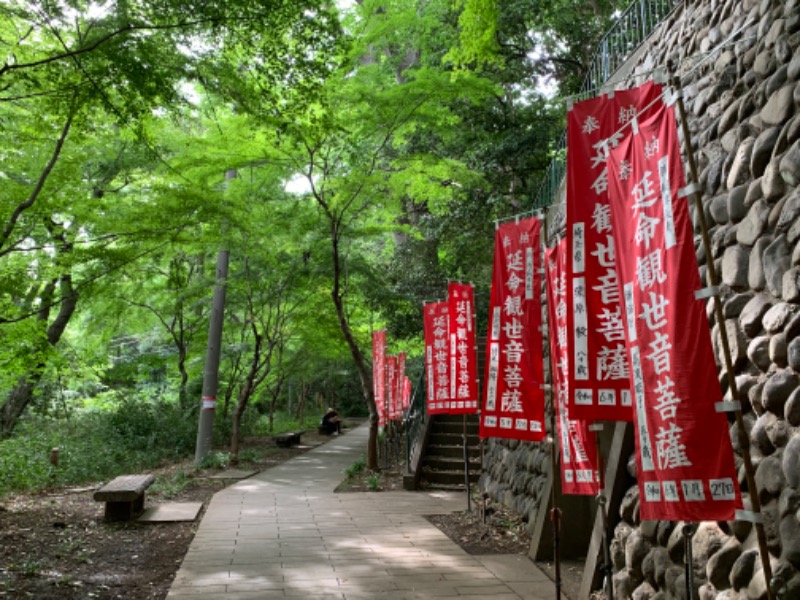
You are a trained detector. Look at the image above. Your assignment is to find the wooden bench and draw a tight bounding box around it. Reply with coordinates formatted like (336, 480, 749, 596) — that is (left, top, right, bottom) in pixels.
(94, 474, 155, 522)
(274, 431, 303, 447)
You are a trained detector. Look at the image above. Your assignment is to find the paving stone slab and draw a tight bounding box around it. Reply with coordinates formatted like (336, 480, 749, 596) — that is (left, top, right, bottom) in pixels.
(138, 502, 203, 522)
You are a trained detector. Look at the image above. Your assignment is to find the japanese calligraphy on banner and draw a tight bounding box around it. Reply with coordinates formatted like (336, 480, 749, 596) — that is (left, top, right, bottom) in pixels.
(372, 330, 387, 426)
(606, 90, 740, 521)
(394, 352, 407, 419)
(386, 355, 398, 422)
(424, 302, 450, 415)
(566, 81, 664, 422)
(402, 376, 411, 411)
(546, 238, 600, 495)
(480, 218, 545, 441)
(448, 282, 479, 414)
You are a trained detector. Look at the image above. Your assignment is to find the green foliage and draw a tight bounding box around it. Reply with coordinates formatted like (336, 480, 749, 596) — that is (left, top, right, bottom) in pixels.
(366, 472, 382, 491)
(151, 470, 193, 499)
(0, 401, 196, 495)
(250, 412, 318, 435)
(345, 456, 366, 479)
(197, 452, 231, 470)
(0, 0, 628, 450)
(237, 449, 261, 464)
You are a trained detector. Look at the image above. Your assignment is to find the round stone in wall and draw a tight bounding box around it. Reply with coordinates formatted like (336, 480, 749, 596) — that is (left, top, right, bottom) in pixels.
(763, 301, 796, 333)
(779, 140, 800, 187)
(783, 435, 800, 488)
(748, 335, 772, 371)
(761, 368, 799, 415)
(770, 332, 788, 367)
(764, 235, 792, 296)
(751, 126, 782, 178)
(737, 199, 771, 246)
(759, 83, 795, 127)
(785, 386, 800, 426)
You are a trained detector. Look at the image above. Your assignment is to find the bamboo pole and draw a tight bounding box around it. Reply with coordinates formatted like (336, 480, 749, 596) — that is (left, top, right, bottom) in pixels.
(668, 66, 774, 600)
(548, 386, 563, 600)
(591, 426, 614, 600)
(463, 414, 471, 512)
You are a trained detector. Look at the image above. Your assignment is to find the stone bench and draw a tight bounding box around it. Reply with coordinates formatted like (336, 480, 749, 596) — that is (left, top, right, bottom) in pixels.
(94, 474, 155, 522)
(274, 431, 303, 447)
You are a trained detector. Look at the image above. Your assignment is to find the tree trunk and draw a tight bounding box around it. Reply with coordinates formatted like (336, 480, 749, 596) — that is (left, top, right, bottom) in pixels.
(177, 347, 190, 408)
(230, 333, 264, 464)
(329, 226, 379, 470)
(0, 274, 78, 438)
(0, 378, 38, 438)
(230, 392, 247, 466)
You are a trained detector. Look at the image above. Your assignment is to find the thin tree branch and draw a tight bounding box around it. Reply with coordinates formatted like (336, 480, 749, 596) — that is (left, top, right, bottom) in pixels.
(0, 109, 74, 256)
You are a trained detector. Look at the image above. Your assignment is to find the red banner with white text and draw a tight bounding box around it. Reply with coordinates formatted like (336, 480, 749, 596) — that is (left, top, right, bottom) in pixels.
(386, 355, 398, 422)
(424, 302, 450, 415)
(480, 218, 546, 441)
(372, 330, 387, 426)
(448, 282, 479, 414)
(566, 82, 664, 421)
(546, 239, 600, 495)
(395, 352, 407, 419)
(606, 90, 740, 521)
(402, 376, 411, 411)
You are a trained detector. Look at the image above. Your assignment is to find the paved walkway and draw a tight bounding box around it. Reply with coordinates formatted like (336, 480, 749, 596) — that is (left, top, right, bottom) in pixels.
(167, 424, 555, 599)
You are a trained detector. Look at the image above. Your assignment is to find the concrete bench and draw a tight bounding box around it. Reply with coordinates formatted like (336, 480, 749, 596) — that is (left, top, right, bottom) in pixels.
(94, 474, 155, 522)
(275, 431, 303, 447)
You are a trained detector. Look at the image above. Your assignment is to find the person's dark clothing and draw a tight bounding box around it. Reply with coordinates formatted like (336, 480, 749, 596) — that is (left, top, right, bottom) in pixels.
(320, 410, 341, 435)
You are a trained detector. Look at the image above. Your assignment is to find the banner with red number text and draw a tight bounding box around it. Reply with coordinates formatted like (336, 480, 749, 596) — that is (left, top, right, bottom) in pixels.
(566, 82, 664, 421)
(372, 330, 387, 426)
(546, 238, 600, 495)
(424, 302, 450, 415)
(606, 88, 740, 521)
(448, 282, 479, 414)
(480, 218, 546, 441)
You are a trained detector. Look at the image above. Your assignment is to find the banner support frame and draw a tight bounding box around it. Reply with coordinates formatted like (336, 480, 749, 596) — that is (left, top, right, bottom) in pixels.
(668, 63, 774, 600)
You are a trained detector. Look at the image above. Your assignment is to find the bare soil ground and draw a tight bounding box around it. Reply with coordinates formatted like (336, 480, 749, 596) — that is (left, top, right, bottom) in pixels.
(1, 429, 583, 599)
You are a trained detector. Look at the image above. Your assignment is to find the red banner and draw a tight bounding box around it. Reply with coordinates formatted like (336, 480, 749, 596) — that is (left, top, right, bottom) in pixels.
(424, 302, 450, 414)
(480, 218, 546, 441)
(606, 89, 740, 521)
(448, 282, 479, 414)
(546, 238, 600, 495)
(395, 352, 407, 419)
(402, 376, 411, 411)
(386, 355, 398, 422)
(372, 330, 387, 426)
(566, 82, 664, 421)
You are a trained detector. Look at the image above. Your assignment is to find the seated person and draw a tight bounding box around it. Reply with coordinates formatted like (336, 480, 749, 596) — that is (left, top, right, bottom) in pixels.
(319, 407, 341, 435)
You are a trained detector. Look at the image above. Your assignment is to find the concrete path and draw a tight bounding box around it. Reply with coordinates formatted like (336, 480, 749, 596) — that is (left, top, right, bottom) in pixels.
(167, 424, 556, 599)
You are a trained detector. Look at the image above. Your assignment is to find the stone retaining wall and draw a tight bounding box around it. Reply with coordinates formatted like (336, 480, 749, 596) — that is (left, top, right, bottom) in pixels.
(479, 0, 800, 597)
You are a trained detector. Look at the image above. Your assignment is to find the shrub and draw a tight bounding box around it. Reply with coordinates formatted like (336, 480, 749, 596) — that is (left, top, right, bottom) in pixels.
(344, 456, 366, 479)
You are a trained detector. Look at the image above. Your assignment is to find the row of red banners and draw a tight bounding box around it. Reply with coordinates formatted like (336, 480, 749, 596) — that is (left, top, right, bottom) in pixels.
(566, 81, 739, 519)
(371, 330, 411, 426)
(423, 283, 481, 416)
(416, 79, 741, 520)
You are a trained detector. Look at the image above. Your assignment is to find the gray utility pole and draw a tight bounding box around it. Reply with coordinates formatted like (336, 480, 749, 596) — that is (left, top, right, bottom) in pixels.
(194, 169, 237, 464)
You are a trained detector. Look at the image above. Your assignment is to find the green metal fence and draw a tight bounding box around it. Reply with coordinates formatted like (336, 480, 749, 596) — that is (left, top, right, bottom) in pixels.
(532, 0, 681, 211)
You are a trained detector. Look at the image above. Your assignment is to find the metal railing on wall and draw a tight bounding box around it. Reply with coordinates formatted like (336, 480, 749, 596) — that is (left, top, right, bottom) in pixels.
(404, 371, 428, 473)
(532, 0, 681, 211)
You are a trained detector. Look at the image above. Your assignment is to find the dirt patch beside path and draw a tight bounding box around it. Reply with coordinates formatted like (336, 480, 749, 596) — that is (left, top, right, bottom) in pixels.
(0, 431, 331, 599)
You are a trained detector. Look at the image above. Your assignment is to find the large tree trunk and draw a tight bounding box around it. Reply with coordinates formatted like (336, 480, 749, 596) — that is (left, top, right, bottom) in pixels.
(329, 226, 379, 471)
(0, 274, 78, 438)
